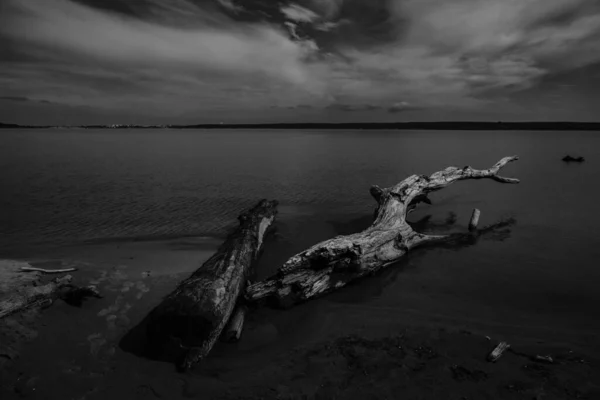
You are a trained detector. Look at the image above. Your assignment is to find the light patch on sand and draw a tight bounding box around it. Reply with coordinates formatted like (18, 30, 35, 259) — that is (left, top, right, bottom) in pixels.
(106, 303, 131, 337)
(0, 260, 41, 294)
(97, 294, 123, 317)
(120, 281, 135, 293)
(89, 266, 129, 291)
(135, 281, 150, 299)
(87, 333, 107, 356)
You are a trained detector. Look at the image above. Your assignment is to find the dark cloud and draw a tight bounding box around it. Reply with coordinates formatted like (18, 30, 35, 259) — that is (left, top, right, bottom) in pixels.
(0, 96, 52, 104)
(324, 102, 420, 113)
(531, 2, 600, 30)
(71, 0, 139, 16)
(388, 102, 419, 113)
(269, 104, 315, 110)
(0, 96, 30, 102)
(325, 103, 383, 112)
(1, 0, 600, 124)
(325, 102, 423, 113)
(324, 0, 404, 47)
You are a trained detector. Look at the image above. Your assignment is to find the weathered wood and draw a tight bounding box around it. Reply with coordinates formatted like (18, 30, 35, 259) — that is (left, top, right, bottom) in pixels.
(0, 275, 73, 319)
(222, 304, 247, 343)
(246, 157, 519, 307)
(1, 260, 101, 318)
(468, 208, 481, 231)
(144, 199, 278, 371)
(20, 266, 78, 274)
(487, 341, 511, 362)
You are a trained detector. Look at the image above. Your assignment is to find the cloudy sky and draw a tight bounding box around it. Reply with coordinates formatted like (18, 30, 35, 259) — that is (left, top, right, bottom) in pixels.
(1, 0, 600, 125)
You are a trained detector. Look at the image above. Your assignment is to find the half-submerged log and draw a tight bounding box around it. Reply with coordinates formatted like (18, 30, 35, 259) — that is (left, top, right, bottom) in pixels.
(145, 199, 278, 371)
(246, 157, 519, 307)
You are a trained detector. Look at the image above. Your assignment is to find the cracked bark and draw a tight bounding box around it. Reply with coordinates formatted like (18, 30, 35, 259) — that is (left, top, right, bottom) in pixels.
(144, 199, 278, 372)
(245, 156, 519, 308)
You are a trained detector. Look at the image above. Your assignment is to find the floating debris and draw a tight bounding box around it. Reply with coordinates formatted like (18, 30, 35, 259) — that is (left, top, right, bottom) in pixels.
(487, 341, 510, 362)
(533, 355, 554, 364)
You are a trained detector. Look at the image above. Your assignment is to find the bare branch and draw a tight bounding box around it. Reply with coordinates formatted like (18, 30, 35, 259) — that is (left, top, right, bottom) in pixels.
(246, 157, 519, 307)
(398, 156, 519, 207)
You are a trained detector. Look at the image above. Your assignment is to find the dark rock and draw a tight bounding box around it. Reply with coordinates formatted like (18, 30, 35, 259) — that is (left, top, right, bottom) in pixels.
(562, 155, 585, 162)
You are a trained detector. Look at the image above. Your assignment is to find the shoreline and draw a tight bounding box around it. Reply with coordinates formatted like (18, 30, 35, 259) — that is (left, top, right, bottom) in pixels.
(1, 236, 599, 399)
(3, 121, 600, 131)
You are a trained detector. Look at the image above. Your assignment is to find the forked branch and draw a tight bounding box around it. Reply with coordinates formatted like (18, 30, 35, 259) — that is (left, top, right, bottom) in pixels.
(246, 156, 519, 307)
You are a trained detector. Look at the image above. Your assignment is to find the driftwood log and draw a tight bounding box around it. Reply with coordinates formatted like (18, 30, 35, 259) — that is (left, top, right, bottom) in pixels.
(0, 260, 102, 319)
(246, 156, 519, 307)
(144, 199, 278, 371)
(20, 266, 78, 274)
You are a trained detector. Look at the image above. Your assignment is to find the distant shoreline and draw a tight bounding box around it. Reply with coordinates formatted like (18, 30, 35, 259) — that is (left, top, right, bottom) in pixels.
(2, 121, 600, 130)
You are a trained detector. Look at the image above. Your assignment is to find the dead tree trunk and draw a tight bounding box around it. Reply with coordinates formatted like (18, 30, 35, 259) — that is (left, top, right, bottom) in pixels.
(0, 275, 101, 319)
(144, 199, 278, 371)
(246, 157, 519, 307)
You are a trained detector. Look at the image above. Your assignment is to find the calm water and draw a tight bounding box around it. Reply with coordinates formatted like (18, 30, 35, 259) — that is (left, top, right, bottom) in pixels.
(1, 129, 600, 335)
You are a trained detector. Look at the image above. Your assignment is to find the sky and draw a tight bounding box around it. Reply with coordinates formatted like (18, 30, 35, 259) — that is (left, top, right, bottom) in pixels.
(1, 0, 600, 125)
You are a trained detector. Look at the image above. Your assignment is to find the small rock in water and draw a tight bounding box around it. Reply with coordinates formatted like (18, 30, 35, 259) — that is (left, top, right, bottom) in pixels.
(562, 155, 585, 162)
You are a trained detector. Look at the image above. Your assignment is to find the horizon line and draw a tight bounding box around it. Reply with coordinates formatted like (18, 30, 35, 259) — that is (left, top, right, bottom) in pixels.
(3, 121, 600, 129)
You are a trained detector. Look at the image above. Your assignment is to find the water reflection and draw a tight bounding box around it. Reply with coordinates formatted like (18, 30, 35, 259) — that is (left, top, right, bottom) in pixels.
(409, 212, 458, 233)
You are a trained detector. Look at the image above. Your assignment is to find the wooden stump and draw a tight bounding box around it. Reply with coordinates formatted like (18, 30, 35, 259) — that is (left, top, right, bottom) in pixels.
(468, 208, 481, 231)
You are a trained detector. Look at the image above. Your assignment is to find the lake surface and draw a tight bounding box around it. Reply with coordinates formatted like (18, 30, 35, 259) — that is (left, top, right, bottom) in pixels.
(1, 128, 600, 345)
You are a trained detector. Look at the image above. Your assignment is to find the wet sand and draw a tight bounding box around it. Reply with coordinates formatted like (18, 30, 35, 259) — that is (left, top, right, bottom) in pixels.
(1, 236, 600, 400)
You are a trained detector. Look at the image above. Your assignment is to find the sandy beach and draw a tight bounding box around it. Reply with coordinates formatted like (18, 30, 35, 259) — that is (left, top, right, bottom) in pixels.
(2, 234, 599, 400)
